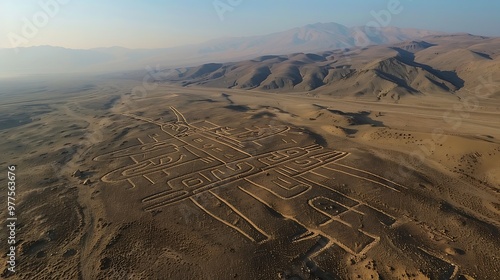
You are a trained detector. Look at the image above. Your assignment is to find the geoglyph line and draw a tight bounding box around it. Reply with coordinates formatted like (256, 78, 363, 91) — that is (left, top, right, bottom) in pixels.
(109, 107, 408, 257)
(332, 163, 408, 190)
(243, 178, 311, 200)
(238, 186, 369, 256)
(321, 165, 401, 193)
(209, 190, 270, 241)
(189, 195, 269, 244)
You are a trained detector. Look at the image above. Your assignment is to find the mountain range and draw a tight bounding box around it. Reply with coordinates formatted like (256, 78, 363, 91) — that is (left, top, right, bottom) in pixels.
(164, 34, 500, 100)
(0, 22, 442, 76)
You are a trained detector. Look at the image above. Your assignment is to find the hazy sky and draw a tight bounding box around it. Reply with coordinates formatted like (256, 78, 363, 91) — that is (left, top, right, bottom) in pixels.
(1, 0, 499, 49)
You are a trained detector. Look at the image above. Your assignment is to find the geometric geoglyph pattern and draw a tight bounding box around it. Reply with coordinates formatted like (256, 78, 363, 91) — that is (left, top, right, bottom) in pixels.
(94, 107, 458, 273)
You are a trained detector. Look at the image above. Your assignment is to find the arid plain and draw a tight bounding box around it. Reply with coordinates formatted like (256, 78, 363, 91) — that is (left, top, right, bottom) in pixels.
(1, 35, 500, 279)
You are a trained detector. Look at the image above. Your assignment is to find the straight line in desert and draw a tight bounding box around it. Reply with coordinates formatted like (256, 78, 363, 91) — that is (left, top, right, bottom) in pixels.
(198, 130, 253, 157)
(243, 178, 311, 200)
(357, 234, 380, 256)
(167, 106, 253, 157)
(321, 165, 401, 193)
(280, 165, 300, 173)
(170, 106, 241, 144)
(353, 203, 398, 224)
(271, 152, 349, 179)
(244, 126, 291, 142)
(261, 149, 346, 173)
(140, 146, 324, 200)
(100, 156, 201, 182)
(238, 186, 362, 256)
(143, 174, 155, 184)
(308, 170, 331, 180)
(298, 176, 366, 215)
(129, 156, 139, 163)
(252, 141, 263, 147)
(308, 239, 336, 259)
(316, 196, 365, 216)
(157, 119, 230, 165)
(275, 167, 295, 177)
(142, 189, 182, 203)
(183, 145, 203, 158)
(169, 106, 188, 123)
(143, 191, 190, 211)
(308, 197, 356, 227)
(189, 196, 268, 243)
(332, 163, 408, 189)
(205, 131, 245, 148)
(417, 246, 459, 278)
(123, 113, 164, 126)
(199, 172, 214, 182)
(209, 190, 271, 240)
(314, 214, 352, 228)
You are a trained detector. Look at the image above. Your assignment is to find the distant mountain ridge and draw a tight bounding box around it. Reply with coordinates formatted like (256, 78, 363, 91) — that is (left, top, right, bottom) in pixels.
(0, 22, 443, 75)
(198, 23, 440, 55)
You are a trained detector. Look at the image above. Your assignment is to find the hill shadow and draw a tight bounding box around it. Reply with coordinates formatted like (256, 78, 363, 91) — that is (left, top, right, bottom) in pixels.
(251, 111, 277, 119)
(224, 105, 250, 112)
(375, 70, 419, 93)
(470, 51, 493, 60)
(221, 93, 234, 104)
(390, 47, 465, 89)
(313, 104, 385, 127)
(302, 127, 328, 147)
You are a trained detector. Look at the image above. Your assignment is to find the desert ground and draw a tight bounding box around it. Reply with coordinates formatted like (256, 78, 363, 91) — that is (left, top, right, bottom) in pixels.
(0, 71, 499, 280)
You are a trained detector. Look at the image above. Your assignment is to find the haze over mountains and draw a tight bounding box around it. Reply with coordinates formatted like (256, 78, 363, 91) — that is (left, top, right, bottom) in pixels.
(0, 22, 441, 76)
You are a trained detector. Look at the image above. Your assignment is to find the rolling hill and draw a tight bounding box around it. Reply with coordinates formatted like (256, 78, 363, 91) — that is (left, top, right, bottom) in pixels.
(165, 34, 500, 100)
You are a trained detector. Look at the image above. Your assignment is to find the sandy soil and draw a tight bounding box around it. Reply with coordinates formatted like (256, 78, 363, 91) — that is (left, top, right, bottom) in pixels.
(0, 79, 498, 279)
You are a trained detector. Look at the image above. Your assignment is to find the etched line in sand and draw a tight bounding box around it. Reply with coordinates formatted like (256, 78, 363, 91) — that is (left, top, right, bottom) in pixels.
(208, 190, 270, 242)
(130, 156, 138, 164)
(199, 172, 213, 182)
(252, 141, 263, 147)
(417, 246, 459, 279)
(243, 177, 311, 200)
(331, 162, 408, 190)
(321, 165, 402, 193)
(126, 178, 136, 189)
(143, 174, 154, 184)
(356, 233, 380, 256)
(124, 108, 253, 164)
(169, 106, 188, 123)
(99, 107, 416, 258)
(190, 194, 269, 244)
(308, 170, 331, 180)
(238, 186, 367, 256)
(298, 176, 366, 215)
(143, 191, 191, 211)
(309, 197, 349, 219)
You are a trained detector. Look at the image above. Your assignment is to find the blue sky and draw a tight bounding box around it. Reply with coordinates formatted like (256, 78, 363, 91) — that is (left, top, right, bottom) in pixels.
(1, 0, 499, 49)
